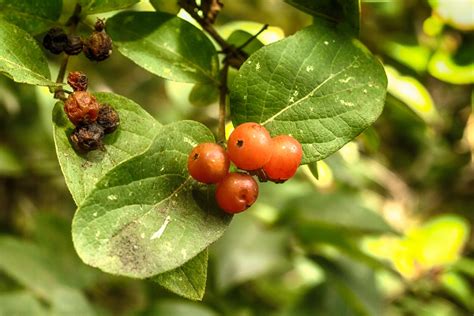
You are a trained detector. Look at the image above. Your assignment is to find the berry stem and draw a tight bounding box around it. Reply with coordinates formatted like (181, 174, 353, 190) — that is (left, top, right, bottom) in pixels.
(218, 62, 229, 143)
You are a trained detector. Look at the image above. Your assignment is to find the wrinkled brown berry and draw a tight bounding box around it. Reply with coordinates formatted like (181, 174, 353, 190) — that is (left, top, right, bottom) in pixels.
(83, 27, 113, 62)
(64, 35, 83, 55)
(64, 91, 100, 126)
(97, 104, 120, 134)
(43, 27, 68, 54)
(67, 71, 88, 91)
(94, 19, 106, 32)
(70, 123, 104, 152)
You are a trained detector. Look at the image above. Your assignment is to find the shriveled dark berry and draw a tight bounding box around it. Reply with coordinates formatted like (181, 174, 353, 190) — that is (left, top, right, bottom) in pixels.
(94, 19, 106, 32)
(70, 123, 105, 152)
(43, 27, 68, 54)
(83, 29, 113, 62)
(97, 104, 120, 134)
(67, 71, 88, 92)
(64, 91, 100, 126)
(64, 35, 83, 55)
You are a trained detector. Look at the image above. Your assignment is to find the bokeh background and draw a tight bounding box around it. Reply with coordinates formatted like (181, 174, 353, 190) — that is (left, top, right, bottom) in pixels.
(0, 0, 473, 315)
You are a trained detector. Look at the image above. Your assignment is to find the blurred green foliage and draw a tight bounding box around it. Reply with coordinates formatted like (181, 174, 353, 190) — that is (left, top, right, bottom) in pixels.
(1, 0, 473, 315)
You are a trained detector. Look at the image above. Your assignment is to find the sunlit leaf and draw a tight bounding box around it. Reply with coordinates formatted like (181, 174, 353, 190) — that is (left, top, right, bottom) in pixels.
(385, 65, 440, 124)
(428, 50, 474, 84)
(381, 40, 431, 73)
(364, 215, 469, 279)
(429, 0, 474, 31)
(230, 21, 387, 164)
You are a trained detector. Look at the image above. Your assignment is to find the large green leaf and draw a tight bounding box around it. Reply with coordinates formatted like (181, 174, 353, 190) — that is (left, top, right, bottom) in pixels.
(0, 0, 62, 35)
(212, 213, 289, 291)
(78, 0, 139, 14)
(0, 292, 47, 316)
(153, 250, 208, 301)
(284, 0, 360, 35)
(0, 236, 90, 301)
(53, 92, 159, 205)
(107, 11, 219, 84)
(230, 22, 387, 164)
(283, 191, 393, 234)
(146, 300, 218, 316)
(72, 121, 232, 278)
(284, 257, 382, 316)
(0, 20, 55, 86)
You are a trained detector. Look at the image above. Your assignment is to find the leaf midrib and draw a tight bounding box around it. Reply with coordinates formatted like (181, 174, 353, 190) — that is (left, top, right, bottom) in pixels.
(116, 25, 218, 85)
(261, 56, 361, 126)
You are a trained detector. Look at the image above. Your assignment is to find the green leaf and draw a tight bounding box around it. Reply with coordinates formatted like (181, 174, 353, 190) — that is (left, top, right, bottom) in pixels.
(72, 121, 232, 278)
(212, 213, 289, 291)
(153, 250, 208, 301)
(149, 0, 180, 14)
(283, 192, 393, 234)
(284, 0, 360, 35)
(227, 30, 264, 56)
(0, 0, 62, 35)
(78, 0, 139, 14)
(107, 11, 219, 84)
(53, 92, 160, 205)
(385, 65, 440, 124)
(146, 300, 218, 316)
(189, 83, 219, 107)
(0, 20, 55, 86)
(428, 49, 474, 84)
(0, 236, 89, 301)
(285, 257, 382, 316)
(0, 292, 47, 316)
(50, 287, 95, 316)
(230, 22, 387, 164)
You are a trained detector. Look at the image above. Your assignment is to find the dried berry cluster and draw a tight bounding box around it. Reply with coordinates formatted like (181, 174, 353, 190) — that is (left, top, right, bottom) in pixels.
(64, 72, 120, 152)
(188, 122, 303, 214)
(43, 19, 112, 62)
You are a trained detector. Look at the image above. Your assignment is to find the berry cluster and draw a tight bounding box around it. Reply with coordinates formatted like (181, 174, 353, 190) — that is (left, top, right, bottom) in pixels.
(188, 122, 303, 214)
(43, 19, 112, 62)
(64, 72, 120, 152)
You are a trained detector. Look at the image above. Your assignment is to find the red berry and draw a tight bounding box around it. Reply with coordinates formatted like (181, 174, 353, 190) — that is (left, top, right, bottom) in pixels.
(227, 122, 272, 171)
(188, 143, 230, 184)
(215, 172, 258, 214)
(67, 71, 88, 91)
(263, 135, 303, 182)
(64, 91, 100, 126)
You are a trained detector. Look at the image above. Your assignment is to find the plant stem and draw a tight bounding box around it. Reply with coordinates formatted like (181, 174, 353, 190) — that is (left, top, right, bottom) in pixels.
(54, 55, 70, 101)
(218, 62, 229, 143)
(178, 0, 266, 142)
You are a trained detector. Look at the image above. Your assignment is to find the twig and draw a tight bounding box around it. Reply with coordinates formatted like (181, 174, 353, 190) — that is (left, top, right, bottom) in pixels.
(218, 62, 229, 143)
(54, 55, 70, 101)
(178, 0, 266, 141)
(236, 24, 268, 50)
